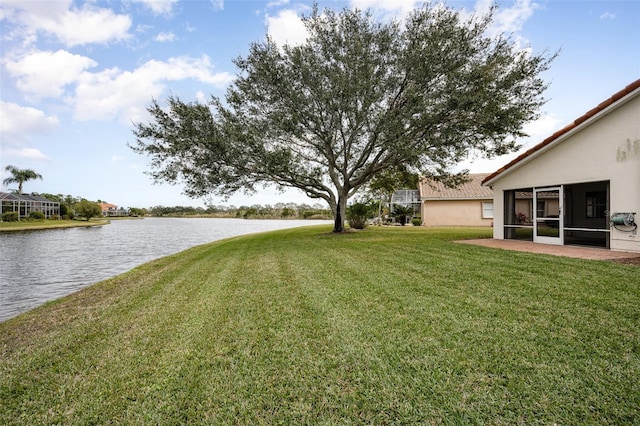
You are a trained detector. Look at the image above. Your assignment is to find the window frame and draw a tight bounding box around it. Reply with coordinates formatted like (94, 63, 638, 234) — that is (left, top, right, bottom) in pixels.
(585, 191, 607, 219)
(482, 201, 494, 219)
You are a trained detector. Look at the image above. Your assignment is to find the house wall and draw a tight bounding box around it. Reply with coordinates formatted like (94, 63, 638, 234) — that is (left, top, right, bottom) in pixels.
(490, 93, 640, 252)
(421, 199, 493, 227)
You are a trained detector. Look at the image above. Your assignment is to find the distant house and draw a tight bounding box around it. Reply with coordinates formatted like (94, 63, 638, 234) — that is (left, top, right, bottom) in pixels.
(483, 79, 640, 253)
(418, 174, 494, 227)
(99, 202, 130, 217)
(0, 192, 60, 219)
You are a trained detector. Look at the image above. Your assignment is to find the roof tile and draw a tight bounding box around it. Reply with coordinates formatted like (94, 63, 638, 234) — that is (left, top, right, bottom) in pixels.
(420, 174, 493, 199)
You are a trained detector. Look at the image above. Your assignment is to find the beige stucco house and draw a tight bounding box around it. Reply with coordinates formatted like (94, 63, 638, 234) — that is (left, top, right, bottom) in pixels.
(483, 79, 640, 253)
(419, 174, 494, 227)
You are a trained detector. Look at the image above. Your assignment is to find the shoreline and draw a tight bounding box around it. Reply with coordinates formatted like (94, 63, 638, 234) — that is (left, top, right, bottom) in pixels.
(0, 219, 111, 232)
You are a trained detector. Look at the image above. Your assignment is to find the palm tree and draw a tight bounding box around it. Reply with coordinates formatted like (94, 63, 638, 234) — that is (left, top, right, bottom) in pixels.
(3, 165, 43, 194)
(3, 165, 43, 220)
(391, 204, 415, 226)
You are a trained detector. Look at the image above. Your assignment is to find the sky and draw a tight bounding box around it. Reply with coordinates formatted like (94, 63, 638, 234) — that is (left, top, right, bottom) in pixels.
(1, 0, 639, 209)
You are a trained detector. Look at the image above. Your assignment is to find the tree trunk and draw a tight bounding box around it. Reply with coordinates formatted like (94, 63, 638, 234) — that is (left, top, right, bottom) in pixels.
(332, 195, 348, 232)
(333, 210, 344, 232)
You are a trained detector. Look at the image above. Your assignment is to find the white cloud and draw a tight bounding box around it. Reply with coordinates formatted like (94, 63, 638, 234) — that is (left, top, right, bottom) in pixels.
(267, 0, 290, 7)
(600, 12, 616, 20)
(155, 31, 176, 42)
(0, 101, 59, 136)
(492, 0, 537, 34)
(73, 56, 233, 122)
(132, 0, 179, 16)
(457, 112, 563, 173)
(4, 50, 97, 98)
(450, 0, 537, 54)
(521, 113, 563, 143)
(45, 5, 132, 46)
(350, 0, 421, 17)
(141, 56, 234, 86)
(0, 102, 56, 165)
(469, 0, 537, 36)
(209, 0, 224, 12)
(3, 148, 51, 162)
(195, 91, 208, 103)
(1, 1, 132, 47)
(265, 9, 309, 46)
(0, 0, 71, 21)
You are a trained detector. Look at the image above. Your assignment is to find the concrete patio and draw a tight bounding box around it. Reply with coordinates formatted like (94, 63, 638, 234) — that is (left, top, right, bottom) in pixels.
(457, 238, 640, 264)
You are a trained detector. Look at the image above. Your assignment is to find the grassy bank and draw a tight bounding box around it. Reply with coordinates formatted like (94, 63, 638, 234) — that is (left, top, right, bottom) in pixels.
(1, 226, 638, 424)
(0, 218, 110, 232)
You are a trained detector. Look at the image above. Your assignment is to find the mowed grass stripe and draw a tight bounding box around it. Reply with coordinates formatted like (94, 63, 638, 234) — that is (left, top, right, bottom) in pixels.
(1, 225, 639, 424)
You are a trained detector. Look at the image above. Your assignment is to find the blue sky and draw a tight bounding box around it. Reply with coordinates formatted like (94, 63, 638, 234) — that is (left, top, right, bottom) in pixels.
(1, 0, 639, 209)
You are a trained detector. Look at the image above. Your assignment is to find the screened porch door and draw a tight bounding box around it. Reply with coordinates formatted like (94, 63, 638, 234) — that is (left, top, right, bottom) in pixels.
(534, 186, 563, 245)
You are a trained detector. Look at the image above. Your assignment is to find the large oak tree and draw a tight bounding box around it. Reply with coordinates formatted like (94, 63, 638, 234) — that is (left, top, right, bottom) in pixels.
(132, 5, 553, 232)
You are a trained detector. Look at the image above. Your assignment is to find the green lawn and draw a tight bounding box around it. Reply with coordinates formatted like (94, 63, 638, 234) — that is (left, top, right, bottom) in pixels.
(1, 226, 638, 424)
(0, 218, 109, 232)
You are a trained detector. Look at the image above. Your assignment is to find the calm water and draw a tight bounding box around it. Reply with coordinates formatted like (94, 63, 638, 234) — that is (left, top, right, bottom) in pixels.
(0, 218, 330, 322)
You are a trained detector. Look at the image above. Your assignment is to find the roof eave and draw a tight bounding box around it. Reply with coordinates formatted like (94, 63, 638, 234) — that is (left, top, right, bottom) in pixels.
(482, 79, 640, 187)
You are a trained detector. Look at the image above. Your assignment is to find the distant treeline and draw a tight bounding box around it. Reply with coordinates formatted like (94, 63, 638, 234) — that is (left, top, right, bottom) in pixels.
(147, 203, 332, 220)
(31, 193, 332, 220)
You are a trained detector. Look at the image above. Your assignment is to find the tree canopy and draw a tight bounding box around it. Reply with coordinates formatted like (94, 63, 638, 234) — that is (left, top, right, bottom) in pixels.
(132, 4, 553, 232)
(74, 199, 102, 221)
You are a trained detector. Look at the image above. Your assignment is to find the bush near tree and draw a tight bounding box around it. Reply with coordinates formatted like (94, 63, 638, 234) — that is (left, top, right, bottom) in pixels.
(347, 203, 373, 229)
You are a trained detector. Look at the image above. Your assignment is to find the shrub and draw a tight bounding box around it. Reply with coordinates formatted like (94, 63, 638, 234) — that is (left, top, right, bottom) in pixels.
(347, 202, 370, 229)
(29, 211, 46, 220)
(2, 211, 19, 222)
(411, 218, 422, 226)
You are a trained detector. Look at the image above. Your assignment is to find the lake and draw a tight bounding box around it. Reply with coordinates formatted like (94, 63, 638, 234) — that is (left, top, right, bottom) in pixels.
(0, 218, 331, 322)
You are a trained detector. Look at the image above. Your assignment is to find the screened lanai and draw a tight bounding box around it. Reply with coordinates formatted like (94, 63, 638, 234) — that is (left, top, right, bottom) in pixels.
(502, 181, 611, 248)
(0, 192, 60, 219)
(391, 189, 421, 213)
